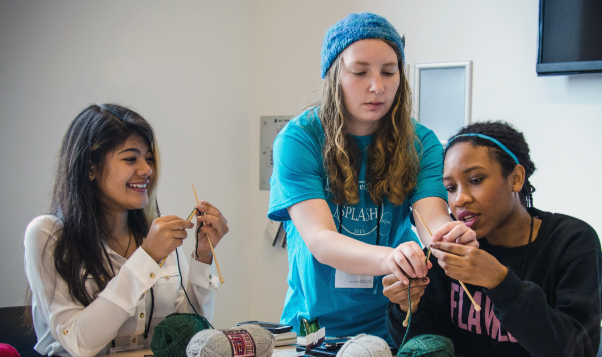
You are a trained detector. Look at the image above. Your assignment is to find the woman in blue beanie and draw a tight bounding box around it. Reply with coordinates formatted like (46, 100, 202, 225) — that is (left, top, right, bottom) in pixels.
(268, 13, 477, 341)
(385, 122, 601, 356)
(24, 104, 229, 356)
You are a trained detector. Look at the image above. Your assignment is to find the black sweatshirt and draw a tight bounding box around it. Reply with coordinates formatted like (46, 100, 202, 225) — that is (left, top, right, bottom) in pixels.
(387, 208, 602, 356)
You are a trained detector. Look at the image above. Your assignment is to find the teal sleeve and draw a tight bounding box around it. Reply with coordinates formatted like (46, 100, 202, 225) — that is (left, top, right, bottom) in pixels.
(409, 122, 447, 205)
(268, 122, 326, 222)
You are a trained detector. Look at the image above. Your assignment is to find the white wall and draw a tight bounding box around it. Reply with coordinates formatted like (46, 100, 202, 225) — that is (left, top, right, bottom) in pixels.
(1, 0, 600, 331)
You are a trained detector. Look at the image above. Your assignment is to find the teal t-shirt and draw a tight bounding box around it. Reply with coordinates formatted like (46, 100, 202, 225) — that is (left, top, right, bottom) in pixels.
(268, 108, 446, 341)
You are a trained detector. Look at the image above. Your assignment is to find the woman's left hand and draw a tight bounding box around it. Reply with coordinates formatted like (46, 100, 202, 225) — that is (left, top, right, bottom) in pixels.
(429, 242, 507, 289)
(430, 221, 478, 248)
(194, 200, 229, 264)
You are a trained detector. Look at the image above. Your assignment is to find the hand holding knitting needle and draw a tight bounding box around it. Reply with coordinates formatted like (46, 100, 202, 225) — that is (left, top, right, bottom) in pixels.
(383, 275, 429, 314)
(158, 185, 228, 286)
(415, 210, 481, 311)
(193, 200, 228, 265)
(192, 183, 227, 283)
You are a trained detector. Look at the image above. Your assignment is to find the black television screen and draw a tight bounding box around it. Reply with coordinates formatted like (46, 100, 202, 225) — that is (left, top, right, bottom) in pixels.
(537, 0, 602, 75)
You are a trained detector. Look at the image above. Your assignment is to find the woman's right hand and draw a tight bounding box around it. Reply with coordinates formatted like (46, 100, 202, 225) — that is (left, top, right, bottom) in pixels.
(385, 241, 432, 285)
(141, 215, 194, 263)
(383, 274, 429, 313)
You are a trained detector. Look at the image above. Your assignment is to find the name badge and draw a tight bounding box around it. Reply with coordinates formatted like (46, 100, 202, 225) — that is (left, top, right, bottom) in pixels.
(334, 269, 373, 288)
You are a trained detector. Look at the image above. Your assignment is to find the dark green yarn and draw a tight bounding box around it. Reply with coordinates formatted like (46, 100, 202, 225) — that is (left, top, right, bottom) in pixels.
(151, 313, 212, 357)
(397, 334, 455, 357)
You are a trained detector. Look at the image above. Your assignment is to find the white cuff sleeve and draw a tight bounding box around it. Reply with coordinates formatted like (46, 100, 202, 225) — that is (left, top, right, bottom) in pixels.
(188, 252, 220, 292)
(97, 247, 162, 315)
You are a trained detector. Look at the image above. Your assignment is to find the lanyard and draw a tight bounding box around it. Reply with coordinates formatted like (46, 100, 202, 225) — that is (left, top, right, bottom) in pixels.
(338, 203, 382, 246)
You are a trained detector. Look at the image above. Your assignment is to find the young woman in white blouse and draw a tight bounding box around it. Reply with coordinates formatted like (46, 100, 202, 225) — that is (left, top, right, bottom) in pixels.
(24, 104, 229, 356)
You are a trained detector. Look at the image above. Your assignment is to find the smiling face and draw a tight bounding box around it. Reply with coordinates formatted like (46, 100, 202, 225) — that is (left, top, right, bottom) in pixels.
(443, 143, 524, 239)
(339, 39, 401, 136)
(92, 134, 155, 214)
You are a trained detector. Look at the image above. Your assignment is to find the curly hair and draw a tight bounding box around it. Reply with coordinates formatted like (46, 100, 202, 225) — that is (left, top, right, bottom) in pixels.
(320, 39, 419, 206)
(444, 121, 536, 207)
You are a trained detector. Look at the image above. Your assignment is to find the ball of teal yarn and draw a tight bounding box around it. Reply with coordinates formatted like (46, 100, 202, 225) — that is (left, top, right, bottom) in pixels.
(151, 313, 212, 357)
(397, 335, 454, 357)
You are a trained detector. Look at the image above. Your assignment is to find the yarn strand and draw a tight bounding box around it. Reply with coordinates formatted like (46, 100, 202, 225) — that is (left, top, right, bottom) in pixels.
(176, 248, 213, 329)
(400, 279, 412, 347)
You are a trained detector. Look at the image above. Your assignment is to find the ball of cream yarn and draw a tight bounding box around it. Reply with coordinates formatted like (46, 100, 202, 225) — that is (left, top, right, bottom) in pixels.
(186, 324, 275, 357)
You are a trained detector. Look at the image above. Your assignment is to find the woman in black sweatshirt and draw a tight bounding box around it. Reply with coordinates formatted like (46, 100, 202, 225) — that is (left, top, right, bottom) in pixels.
(385, 121, 601, 356)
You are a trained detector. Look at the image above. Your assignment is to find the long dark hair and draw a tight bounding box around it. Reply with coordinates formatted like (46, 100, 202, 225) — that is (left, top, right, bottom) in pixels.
(444, 121, 536, 208)
(49, 104, 161, 306)
(320, 39, 419, 206)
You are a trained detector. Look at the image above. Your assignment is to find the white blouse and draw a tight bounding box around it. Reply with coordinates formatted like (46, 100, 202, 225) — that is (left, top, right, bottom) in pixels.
(24, 215, 220, 357)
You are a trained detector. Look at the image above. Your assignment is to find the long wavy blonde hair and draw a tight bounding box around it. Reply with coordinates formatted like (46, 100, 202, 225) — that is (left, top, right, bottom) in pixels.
(320, 39, 419, 206)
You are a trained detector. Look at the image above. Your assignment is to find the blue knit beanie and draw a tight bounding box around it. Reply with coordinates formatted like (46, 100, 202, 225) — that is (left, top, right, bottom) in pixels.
(321, 12, 405, 79)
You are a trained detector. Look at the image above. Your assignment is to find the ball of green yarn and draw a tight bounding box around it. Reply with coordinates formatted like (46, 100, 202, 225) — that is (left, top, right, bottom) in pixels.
(151, 313, 212, 357)
(397, 334, 454, 357)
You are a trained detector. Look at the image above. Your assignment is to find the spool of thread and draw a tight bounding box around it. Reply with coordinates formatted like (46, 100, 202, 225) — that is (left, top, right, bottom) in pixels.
(336, 335, 390, 357)
(151, 313, 212, 357)
(397, 334, 454, 357)
(186, 324, 275, 357)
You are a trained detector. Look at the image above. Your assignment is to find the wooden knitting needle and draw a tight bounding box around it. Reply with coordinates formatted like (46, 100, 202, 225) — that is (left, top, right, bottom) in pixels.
(403, 303, 412, 327)
(187, 207, 198, 221)
(458, 283, 480, 310)
(414, 210, 433, 263)
(192, 182, 225, 284)
(414, 209, 481, 311)
(192, 182, 200, 205)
